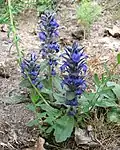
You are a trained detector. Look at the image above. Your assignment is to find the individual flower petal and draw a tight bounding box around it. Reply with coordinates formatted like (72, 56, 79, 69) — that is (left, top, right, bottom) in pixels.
(50, 18, 59, 27)
(68, 109, 77, 116)
(75, 89, 83, 95)
(82, 64, 87, 73)
(74, 78, 85, 87)
(51, 68, 56, 76)
(42, 51, 47, 58)
(66, 98, 78, 106)
(39, 32, 47, 41)
(37, 83, 43, 89)
(60, 63, 68, 71)
(31, 53, 37, 62)
(49, 59, 53, 65)
(53, 60, 58, 66)
(71, 52, 81, 63)
(52, 30, 59, 37)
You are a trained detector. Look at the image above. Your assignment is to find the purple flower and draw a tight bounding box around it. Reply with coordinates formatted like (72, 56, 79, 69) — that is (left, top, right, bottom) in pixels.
(51, 68, 56, 76)
(66, 98, 78, 106)
(31, 53, 37, 62)
(39, 32, 47, 41)
(50, 18, 59, 27)
(48, 42, 60, 52)
(68, 109, 77, 116)
(60, 62, 68, 71)
(60, 42, 88, 115)
(72, 51, 81, 63)
(52, 30, 59, 37)
(37, 83, 43, 89)
(39, 12, 59, 76)
(20, 52, 43, 90)
(49, 59, 53, 65)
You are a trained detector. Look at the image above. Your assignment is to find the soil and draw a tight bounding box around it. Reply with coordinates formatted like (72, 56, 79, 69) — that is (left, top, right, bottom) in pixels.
(0, 0, 120, 150)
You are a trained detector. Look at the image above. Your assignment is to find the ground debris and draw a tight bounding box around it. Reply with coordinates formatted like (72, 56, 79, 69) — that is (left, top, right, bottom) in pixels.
(71, 29, 84, 40)
(104, 25, 120, 39)
(0, 24, 8, 33)
(23, 137, 45, 150)
(75, 126, 100, 149)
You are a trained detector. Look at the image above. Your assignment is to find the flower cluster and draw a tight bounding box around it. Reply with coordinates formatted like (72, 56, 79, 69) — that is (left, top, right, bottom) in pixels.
(39, 12, 60, 76)
(60, 42, 87, 115)
(21, 53, 43, 89)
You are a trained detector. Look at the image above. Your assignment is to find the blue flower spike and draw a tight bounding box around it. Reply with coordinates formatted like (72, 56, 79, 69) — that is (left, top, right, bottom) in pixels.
(39, 12, 60, 76)
(21, 52, 43, 90)
(61, 42, 88, 116)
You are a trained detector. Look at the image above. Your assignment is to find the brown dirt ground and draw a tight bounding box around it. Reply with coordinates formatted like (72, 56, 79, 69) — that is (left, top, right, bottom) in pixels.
(0, 0, 120, 150)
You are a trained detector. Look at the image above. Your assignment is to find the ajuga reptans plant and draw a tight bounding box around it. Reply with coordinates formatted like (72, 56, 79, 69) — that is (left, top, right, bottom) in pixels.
(19, 10, 120, 144)
(20, 12, 89, 143)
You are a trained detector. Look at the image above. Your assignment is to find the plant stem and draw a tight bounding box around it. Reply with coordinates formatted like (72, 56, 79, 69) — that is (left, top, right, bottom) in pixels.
(8, 0, 22, 64)
(26, 72, 50, 106)
(48, 65, 54, 101)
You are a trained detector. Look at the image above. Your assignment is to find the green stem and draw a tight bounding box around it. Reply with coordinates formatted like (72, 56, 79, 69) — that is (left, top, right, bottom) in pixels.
(8, 0, 22, 64)
(48, 65, 54, 101)
(26, 73, 50, 106)
(48, 65, 51, 87)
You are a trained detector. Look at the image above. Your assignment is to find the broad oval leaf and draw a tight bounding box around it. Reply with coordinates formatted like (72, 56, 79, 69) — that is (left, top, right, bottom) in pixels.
(53, 115, 74, 142)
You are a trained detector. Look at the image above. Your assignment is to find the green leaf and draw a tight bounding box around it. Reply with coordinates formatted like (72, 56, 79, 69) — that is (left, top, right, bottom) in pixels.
(46, 126, 54, 134)
(78, 94, 93, 113)
(66, 92, 75, 100)
(97, 87, 112, 95)
(30, 90, 40, 103)
(19, 79, 31, 88)
(26, 119, 39, 127)
(40, 60, 49, 72)
(37, 5, 48, 13)
(35, 101, 43, 107)
(38, 125, 47, 132)
(44, 116, 55, 125)
(2, 95, 29, 104)
(53, 93, 66, 104)
(107, 82, 120, 100)
(103, 63, 110, 75)
(95, 98, 118, 107)
(94, 73, 100, 86)
(41, 87, 52, 95)
(105, 89, 116, 99)
(117, 53, 120, 64)
(53, 115, 74, 142)
(37, 112, 47, 119)
(26, 104, 36, 112)
(107, 108, 120, 123)
(37, 104, 54, 111)
(37, 103, 59, 116)
(53, 76, 65, 93)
